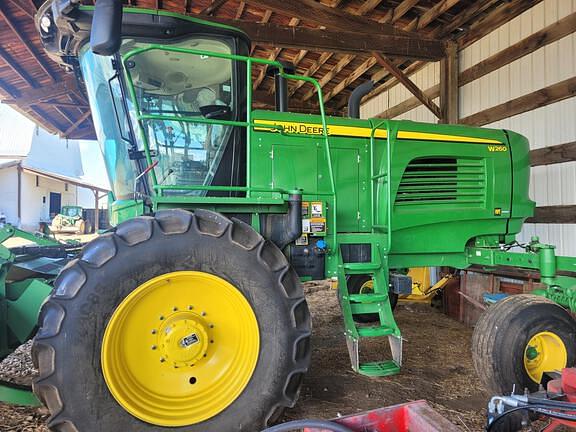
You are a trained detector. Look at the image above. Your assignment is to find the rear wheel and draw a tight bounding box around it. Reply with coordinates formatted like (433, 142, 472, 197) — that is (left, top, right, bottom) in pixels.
(472, 294, 576, 394)
(33, 209, 311, 431)
(348, 275, 398, 323)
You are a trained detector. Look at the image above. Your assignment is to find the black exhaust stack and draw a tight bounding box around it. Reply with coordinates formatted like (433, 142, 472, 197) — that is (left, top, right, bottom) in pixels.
(347, 80, 374, 119)
(266, 62, 295, 112)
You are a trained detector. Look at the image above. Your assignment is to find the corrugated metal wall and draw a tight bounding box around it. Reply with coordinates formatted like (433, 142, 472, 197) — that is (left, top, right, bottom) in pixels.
(360, 0, 576, 256)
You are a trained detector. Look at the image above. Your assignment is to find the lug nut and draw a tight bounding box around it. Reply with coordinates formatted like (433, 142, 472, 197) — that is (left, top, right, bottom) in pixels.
(151, 345, 157, 350)
(160, 357, 166, 363)
(201, 311, 207, 316)
(151, 329, 157, 334)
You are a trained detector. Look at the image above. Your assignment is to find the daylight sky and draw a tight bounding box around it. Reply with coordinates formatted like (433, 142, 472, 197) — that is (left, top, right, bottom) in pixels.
(0, 103, 109, 189)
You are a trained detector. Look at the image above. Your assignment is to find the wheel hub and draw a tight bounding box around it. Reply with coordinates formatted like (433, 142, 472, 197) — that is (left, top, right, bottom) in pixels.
(524, 331, 567, 384)
(157, 312, 210, 368)
(101, 271, 260, 427)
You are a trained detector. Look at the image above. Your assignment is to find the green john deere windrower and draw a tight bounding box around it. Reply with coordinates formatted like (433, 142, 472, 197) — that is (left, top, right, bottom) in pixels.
(0, 0, 575, 430)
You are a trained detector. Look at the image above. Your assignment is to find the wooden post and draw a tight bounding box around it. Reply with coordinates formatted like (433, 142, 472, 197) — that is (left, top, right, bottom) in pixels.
(94, 190, 100, 233)
(440, 41, 459, 124)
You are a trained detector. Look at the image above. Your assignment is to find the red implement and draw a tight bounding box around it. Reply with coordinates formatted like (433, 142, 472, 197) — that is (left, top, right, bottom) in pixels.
(304, 400, 460, 432)
(543, 368, 576, 431)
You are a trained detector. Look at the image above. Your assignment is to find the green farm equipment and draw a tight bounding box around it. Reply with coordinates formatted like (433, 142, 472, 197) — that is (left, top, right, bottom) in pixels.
(0, 0, 571, 430)
(49, 205, 89, 234)
(0, 223, 80, 405)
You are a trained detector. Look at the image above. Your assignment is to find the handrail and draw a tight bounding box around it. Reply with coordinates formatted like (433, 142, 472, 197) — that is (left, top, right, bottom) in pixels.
(120, 44, 337, 254)
(370, 119, 393, 253)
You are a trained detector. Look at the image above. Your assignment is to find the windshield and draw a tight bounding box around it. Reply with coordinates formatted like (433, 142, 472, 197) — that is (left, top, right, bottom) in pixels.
(79, 36, 237, 199)
(80, 45, 137, 200)
(120, 37, 235, 195)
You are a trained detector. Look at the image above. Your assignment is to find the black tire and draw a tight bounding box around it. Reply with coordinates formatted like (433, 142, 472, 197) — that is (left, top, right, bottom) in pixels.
(32, 209, 311, 432)
(472, 294, 576, 394)
(347, 275, 398, 323)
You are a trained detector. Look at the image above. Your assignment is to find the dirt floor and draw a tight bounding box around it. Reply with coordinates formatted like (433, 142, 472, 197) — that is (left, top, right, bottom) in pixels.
(285, 283, 489, 431)
(0, 282, 492, 431)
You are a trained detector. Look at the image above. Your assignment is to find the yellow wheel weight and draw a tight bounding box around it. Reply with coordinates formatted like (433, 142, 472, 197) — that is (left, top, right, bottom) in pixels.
(101, 271, 260, 427)
(359, 280, 373, 294)
(523, 331, 567, 384)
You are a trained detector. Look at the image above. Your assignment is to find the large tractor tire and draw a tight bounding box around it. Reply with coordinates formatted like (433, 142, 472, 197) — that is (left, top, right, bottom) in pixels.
(347, 275, 398, 323)
(472, 294, 576, 394)
(32, 209, 311, 432)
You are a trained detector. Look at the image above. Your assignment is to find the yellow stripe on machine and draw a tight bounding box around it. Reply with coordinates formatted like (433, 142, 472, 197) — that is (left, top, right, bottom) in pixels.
(253, 119, 388, 138)
(253, 119, 502, 144)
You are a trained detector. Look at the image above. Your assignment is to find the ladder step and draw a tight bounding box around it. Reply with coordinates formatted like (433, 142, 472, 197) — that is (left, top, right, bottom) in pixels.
(358, 361, 400, 377)
(357, 326, 395, 338)
(343, 262, 380, 274)
(350, 303, 381, 315)
(348, 293, 388, 303)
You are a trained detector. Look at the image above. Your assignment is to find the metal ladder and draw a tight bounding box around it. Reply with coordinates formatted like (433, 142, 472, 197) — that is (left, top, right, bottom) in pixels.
(336, 234, 401, 376)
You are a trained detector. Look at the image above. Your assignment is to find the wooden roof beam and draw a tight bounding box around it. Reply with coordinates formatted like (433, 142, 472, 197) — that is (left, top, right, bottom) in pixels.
(301, 54, 355, 102)
(62, 110, 91, 138)
(383, 0, 420, 24)
(0, 2, 58, 82)
(289, 52, 333, 96)
(235, 1, 246, 19)
(0, 46, 38, 89)
(216, 19, 446, 60)
(201, 0, 228, 15)
(372, 52, 441, 119)
(253, 17, 300, 91)
(241, 0, 420, 37)
(355, 0, 384, 16)
(7, 76, 80, 108)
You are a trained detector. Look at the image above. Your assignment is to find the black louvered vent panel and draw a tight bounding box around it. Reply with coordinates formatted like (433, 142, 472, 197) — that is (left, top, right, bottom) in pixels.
(395, 157, 486, 206)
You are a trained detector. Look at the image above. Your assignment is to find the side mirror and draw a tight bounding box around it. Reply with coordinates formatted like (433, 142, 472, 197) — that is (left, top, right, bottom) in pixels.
(90, 0, 122, 56)
(200, 105, 232, 121)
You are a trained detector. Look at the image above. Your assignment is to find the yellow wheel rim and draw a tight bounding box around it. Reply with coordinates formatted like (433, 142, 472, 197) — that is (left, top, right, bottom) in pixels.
(523, 331, 567, 384)
(101, 271, 260, 427)
(359, 279, 373, 294)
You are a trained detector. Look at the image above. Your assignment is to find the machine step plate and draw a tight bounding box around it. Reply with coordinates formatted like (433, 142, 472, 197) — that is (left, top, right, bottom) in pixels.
(358, 361, 400, 377)
(357, 325, 395, 338)
(348, 293, 388, 303)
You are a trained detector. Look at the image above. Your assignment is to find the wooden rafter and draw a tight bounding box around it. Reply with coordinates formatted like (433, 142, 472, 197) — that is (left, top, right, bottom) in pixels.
(289, 52, 333, 96)
(362, 0, 500, 106)
(323, 57, 377, 103)
(201, 0, 228, 16)
(241, 0, 418, 37)
(7, 77, 80, 108)
(0, 46, 37, 88)
(3, 100, 90, 109)
(62, 110, 91, 137)
(253, 17, 300, 91)
(0, 2, 58, 82)
(217, 19, 446, 59)
(372, 52, 442, 119)
(235, 1, 246, 19)
(301, 54, 355, 102)
(7, 0, 34, 19)
(414, 0, 462, 31)
(388, 0, 420, 24)
(355, 0, 383, 16)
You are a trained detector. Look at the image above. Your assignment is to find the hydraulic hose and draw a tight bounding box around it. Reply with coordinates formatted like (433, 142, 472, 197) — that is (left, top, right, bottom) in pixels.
(261, 420, 355, 432)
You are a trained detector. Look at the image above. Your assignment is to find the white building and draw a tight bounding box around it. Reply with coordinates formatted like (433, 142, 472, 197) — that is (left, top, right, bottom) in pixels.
(0, 109, 109, 231)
